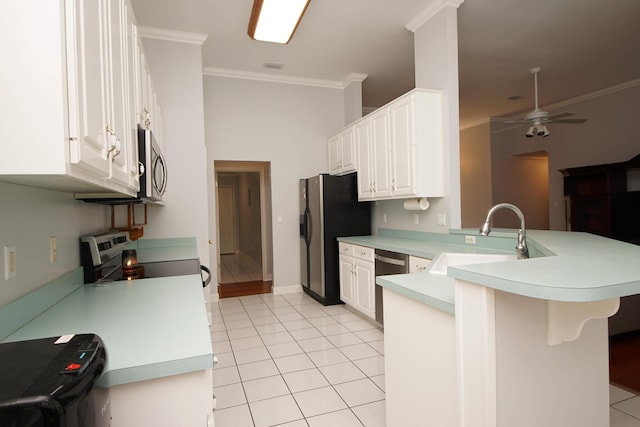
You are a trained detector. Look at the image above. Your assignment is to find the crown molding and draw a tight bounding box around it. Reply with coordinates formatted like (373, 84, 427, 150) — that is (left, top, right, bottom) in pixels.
(343, 73, 368, 87)
(540, 77, 640, 112)
(460, 117, 490, 131)
(138, 26, 208, 45)
(405, 0, 465, 32)
(203, 67, 345, 89)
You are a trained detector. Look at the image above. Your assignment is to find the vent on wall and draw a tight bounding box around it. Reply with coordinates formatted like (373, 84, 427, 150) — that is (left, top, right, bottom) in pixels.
(264, 62, 283, 70)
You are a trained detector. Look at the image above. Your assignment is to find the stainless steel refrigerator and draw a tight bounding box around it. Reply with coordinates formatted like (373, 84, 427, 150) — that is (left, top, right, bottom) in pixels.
(299, 173, 371, 305)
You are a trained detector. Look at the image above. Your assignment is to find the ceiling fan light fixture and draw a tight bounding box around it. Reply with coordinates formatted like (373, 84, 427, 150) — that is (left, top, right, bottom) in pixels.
(525, 126, 535, 138)
(248, 0, 311, 44)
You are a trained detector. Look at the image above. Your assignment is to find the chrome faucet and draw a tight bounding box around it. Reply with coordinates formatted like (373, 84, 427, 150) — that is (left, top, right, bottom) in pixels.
(479, 203, 529, 259)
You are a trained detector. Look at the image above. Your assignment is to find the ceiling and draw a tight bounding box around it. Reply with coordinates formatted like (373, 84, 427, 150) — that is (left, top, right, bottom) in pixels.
(129, 0, 640, 127)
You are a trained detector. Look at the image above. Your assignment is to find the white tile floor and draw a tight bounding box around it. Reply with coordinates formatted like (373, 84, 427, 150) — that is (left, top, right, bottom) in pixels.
(212, 290, 640, 427)
(212, 292, 385, 426)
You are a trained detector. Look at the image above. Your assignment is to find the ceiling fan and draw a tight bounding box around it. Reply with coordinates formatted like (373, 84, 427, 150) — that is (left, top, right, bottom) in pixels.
(493, 67, 587, 138)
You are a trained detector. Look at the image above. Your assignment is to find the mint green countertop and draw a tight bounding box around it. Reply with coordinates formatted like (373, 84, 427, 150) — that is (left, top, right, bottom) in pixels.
(340, 228, 640, 311)
(4, 275, 212, 387)
(0, 236, 213, 388)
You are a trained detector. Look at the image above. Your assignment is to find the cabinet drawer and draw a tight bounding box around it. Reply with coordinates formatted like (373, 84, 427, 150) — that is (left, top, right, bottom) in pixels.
(353, 245, 374, 261)
(409, 255, 432, 273)
(339, 242, 354, 257)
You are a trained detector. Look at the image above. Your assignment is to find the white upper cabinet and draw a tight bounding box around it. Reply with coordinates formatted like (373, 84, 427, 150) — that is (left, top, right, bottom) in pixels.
(0, 0, 152, 195)
(328, 127, 357, 175)
(330, 89, 444, 201)
(65, 0, 110, 177)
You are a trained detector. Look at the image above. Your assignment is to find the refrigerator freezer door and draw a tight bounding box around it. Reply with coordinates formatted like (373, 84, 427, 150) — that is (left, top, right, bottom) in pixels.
(307, 175, 325, 297)
(300, 179, 309, 288)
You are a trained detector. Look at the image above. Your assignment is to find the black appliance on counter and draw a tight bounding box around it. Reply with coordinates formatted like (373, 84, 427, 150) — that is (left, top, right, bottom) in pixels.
(0, 334, 107, 427)
(80, 231, 210, 287)
(299, 173, 371, 305)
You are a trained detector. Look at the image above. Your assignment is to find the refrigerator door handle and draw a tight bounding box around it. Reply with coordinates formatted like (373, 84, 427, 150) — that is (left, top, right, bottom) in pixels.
(304, 209, 312, 245)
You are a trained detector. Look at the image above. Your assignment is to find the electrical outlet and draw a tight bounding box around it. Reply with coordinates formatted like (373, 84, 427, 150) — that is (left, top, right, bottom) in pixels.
(50, 236, 57, 263)
(436, 213, 447, 226)
(465, 235, 477, 244)
(4, 245, 16, 280)
(413, 214, 419, 225)
(383, 213, 387, 223)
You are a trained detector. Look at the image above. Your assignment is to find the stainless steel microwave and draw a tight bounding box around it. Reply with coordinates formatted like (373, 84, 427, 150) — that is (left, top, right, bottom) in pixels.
(138, 127, 167, 203)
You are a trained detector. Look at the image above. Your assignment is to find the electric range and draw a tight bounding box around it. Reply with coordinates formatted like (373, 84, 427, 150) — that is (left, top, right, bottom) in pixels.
(80, 231, 210, 287)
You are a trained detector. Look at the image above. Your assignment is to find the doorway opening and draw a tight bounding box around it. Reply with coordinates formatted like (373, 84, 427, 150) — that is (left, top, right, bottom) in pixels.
(214, 161, 274, 298)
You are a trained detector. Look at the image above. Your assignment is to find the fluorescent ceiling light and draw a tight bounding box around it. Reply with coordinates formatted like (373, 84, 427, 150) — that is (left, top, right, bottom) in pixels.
(248, 0, 311, 44)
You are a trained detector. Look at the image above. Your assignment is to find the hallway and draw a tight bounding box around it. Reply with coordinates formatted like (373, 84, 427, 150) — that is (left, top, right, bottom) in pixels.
(220, 253, 262, 284)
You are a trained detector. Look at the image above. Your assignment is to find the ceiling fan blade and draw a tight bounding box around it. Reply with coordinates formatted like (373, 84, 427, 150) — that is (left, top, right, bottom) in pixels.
(547, 112, 576, 120)
(491, 123, 523, 134)
(491, 117, 528, 124)
(551, 118, 587, 124)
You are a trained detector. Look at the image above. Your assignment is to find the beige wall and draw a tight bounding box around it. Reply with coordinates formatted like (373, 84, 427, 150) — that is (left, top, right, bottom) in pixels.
(489, 150, 549, 230)
(460, 122, 493, 227)
(462, 82, 640, 231)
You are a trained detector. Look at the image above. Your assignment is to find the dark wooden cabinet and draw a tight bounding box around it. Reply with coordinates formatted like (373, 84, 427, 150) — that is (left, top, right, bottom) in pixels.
(561, 154, 640, 244)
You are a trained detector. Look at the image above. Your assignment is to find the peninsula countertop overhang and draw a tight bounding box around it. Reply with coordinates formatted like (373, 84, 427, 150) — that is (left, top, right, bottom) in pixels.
(339, 229, 640, 308)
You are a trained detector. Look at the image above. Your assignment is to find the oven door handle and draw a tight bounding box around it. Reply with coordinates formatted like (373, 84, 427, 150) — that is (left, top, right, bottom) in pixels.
(200, 265, 211, 288)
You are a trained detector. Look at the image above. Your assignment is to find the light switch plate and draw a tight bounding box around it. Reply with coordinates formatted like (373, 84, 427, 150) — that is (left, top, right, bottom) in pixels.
(4, 245, 16, 280)
(50, 236, 57, 263)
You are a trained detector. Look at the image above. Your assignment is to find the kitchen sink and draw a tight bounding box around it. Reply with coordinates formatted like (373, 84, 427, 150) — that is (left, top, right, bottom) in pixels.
(429, 252, 516, 275)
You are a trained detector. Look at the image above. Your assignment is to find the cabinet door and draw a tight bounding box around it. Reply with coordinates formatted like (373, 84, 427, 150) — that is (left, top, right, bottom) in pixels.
(370, 109, 392, 198)
(328, 134, 341, 175)
(105, 0, 133, 187)
(354, 259, 375, 319)
(125, 7, 140, 190)
(339, 255, 355, 305)
(356, 120, 374, 200)
(409, 256, 431, 274)
(339, 127, 356, 173)
(66, 0, 110, 176)
(390, 96, 415, 196)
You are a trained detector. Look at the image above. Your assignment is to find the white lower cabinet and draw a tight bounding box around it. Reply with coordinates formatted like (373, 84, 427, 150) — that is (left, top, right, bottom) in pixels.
(339, 245, 356, 306)
(409, 255, 432, 273)
(99, 368, 213, 426)
(339, 243, 375, 319)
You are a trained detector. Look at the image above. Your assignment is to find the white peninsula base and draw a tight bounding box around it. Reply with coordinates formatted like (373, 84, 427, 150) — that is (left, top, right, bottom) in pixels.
(384, 280, 617, 427)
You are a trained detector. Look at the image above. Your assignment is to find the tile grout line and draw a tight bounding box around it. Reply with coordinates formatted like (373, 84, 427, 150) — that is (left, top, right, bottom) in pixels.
(215, 292, 386, 425)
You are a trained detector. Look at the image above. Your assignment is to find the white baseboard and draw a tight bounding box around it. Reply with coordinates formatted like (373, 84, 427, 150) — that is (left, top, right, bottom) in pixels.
(273, 285, 303, 295)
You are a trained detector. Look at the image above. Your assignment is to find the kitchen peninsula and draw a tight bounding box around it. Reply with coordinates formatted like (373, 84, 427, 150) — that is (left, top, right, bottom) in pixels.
(340, 228, 640, 427)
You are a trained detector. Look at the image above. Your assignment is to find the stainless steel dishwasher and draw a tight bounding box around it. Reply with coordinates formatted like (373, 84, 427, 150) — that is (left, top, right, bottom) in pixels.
(374, 249, 409, 324)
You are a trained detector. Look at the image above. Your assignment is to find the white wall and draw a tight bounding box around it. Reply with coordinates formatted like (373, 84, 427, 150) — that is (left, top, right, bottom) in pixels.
(203, 76, 345, 290)
(139, 38, 211, 266)
(0, 182, 109, 306)
(372, 4, 463, 234)
(490, 83, 640, 230)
